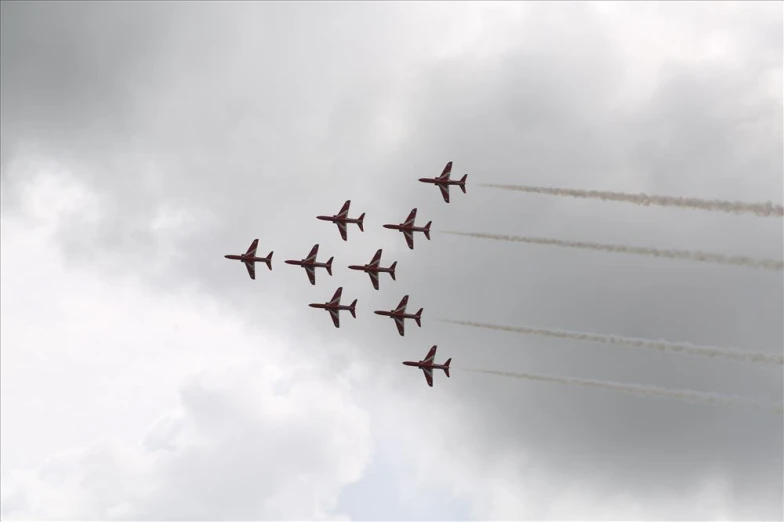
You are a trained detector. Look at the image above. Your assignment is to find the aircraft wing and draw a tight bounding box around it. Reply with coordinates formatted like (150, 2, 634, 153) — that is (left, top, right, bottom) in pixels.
(423, 345, 437, 364)
(438, 161, 453, 180)
(244, 260, 256, 280)
(306, 244, 319, 262)
(337, 221, 347, 241)
(395, 316, 405, 336)
(395, 295, 409, 313)
(368, 271, 379, 290)
(404, 208, 417, 226)
(246, 238, 259, 256)
(329, 308, 340, 328)
(422, 367, 434, 387)
(404, 230, 414, 250)
(337, 200, 351, 218)
(306, 266, 316, 285)
(369, 249, 382, 267)
(329, 287, 343, 305)
(439, 183, 450, 203)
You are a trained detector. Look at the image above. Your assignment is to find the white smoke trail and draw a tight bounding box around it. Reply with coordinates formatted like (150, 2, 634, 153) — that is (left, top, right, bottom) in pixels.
(480, 183, 784, 218)
(441, 319, 784, 366)
(462, 368, 784, 413)
(442, 231, 784, 272)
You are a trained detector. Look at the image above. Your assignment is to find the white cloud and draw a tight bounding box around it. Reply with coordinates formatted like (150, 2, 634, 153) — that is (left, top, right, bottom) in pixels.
(361, 371, 779, 520)
(1, 3, 781, 520)
(1, 174, 372, 519)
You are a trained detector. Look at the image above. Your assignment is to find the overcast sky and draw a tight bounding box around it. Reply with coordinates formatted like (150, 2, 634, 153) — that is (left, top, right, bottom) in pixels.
(1, 1, 782, 520)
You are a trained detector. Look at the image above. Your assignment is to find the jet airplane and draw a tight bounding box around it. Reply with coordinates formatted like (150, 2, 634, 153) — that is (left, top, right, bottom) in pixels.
(317, 200, 366, 241)
(418, 161, 467, 203)
(348, 249, 397, 290)
(374, 295, 423, 336)
(224, 238, 273, 280)
(403, 345, 452, 387)
(383, 208, 431, 250)
(308, 287, 357, 328)
(284, 244, 333, 285)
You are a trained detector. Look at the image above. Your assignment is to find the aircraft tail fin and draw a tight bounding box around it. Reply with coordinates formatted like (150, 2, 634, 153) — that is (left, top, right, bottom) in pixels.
(265, 252, 273, 270)
(459, 174, 467, 193)
(414, 308, 423, 327)
(358, 213, 365, 232)
(349, 299, 357, 318)
(389, 261, 397, 281)
(444, 358, 451, 378)
(424, 221, 432, 240)
(326, 257, 334, 276)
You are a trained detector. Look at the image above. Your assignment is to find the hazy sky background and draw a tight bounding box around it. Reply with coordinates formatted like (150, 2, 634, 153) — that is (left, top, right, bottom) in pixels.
(1, 1, 782, 519)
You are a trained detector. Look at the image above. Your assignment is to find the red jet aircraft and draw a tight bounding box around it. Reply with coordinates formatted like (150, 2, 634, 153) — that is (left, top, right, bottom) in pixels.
(317, 200, 366, 241)
(348, 249, 397, 290)
(309, 287, 357, 328)
(403, 345, 452, 387)
(224, 238, 273, 280)
(374, 295, 423, 336)
(284, 244, 333, 285)
(418, 161, 467, 203)
(382, 208, 431, 250)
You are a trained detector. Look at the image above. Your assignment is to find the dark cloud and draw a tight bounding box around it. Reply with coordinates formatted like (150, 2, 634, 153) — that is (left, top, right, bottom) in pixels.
(2, 1, 782, 518)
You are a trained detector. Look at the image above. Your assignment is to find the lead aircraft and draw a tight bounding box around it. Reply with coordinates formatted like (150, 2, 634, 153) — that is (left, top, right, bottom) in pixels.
(418, 161, 467, 203)
(403, 345, 452, 387)
(224, 239, 273, 280)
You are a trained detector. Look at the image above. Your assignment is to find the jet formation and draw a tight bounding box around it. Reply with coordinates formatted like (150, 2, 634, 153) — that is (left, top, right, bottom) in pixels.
(223, 161, 468, 387)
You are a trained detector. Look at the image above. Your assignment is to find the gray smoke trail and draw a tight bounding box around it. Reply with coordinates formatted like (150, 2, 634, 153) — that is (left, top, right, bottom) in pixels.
(462, 368, 784, 413)
(441, 319, 784, 366)
(480, 183, 784, 218)
(442, 231, 784, 272)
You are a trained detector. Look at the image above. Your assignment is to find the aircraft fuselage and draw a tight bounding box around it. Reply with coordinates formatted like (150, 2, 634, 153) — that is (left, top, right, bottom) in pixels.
(285, 259, 329, 268)
(374, 310, 418, 320)
(383, 223, 427, 232)
(309, 302, 352, 311)
(418, 177, 464, 185)
(317, 215, 361, 223)
(348, 264, 393, 273)
(402, 361, 449, 370)
(225, 254, 270, 262)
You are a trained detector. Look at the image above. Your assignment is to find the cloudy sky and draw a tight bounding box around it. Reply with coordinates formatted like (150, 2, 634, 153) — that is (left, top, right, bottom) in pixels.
(1, 1, 782, 519)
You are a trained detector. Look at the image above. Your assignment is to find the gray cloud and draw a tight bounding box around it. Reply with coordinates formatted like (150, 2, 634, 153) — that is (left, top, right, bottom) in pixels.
(2, 1, 782, 519)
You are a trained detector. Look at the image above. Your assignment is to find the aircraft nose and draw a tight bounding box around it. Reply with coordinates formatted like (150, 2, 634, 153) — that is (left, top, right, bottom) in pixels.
(308, 303, 318, 308)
